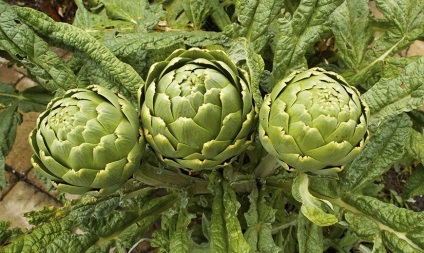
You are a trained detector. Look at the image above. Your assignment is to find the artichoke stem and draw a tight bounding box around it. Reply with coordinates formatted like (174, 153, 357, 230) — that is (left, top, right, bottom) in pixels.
(254, 154, 282, 178)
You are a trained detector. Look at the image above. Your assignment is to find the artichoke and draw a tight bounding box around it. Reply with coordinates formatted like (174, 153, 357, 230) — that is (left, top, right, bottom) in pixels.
(259, 68, 369, 173)
(139, 48, 256, 171)
(29, 85, 143, 195)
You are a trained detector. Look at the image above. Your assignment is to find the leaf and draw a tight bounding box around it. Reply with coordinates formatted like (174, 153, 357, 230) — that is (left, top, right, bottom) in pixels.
(103, 31, 229, 77)
(209, 171, 250, 253)
(1, 184, 175, 252)
(0, 104, 22, 187)
(73, 0, 165, 37)
(232, 0, 284, 53)
(362, 57, 424, 126)
(330, 0, 372, 70)
(228, 38, 264, 108)
(406, 128, 424, 164)
(208, 0, 231, 31)
(292, 173, 338, 226)
(244, 186, 281, 253)
(72, 0, 129, 38)
(169, 195, 195, 253)
(335, 194, 424, 252)
(14, 6, 144, 101)
(403, 164, 424, 198)
(342, 0, 424, 86)
(340, 113, 412, 193)
(0, 83, 53, 113)
(297, 212, 323, 253)
(271, 0, 343, 84)
(0, 3, 79, 92)
(183, 0, 212, 29)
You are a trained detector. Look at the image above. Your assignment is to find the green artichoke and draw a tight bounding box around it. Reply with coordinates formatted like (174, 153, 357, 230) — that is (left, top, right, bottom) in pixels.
(29, 85, 143, 195)
(259, 68, 369, 173)
(139, 48, 256, 171)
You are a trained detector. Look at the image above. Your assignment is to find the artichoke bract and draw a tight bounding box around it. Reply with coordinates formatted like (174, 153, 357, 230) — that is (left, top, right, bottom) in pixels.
(139, 48, 256, 171)
(30, 85, 143, 195)
(259, 68, 369, 173)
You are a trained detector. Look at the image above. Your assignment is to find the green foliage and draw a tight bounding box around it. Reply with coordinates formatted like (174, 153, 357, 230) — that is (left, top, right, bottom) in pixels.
(0, 0, 423, 252)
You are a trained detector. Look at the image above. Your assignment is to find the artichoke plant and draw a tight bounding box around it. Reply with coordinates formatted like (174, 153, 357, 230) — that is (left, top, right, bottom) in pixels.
(139, 48, 256, 171)
(259, 68, 369, 173)
(29, 85, 143, 195)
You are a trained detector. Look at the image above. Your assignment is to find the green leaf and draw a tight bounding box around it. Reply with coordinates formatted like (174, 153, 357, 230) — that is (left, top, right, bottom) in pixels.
(406, 128, 424, 164)
(0, 105, 22, 188)
(340, 113, 412, 193)
(104, 31, 229, 77)
(244, 186, 281, 253)
(342, 0, 424, 86)
(228, 38, 264, 108)
(362, 57, 424, 126)
(208, 0, 231, 31)
(1, 183, 175, 252)
(209, 171, 250, 253)
(344, 213, 386, 253)
(169, 195, 195, 253)
(232, 0, 284, 52)
(183, 0, 212, 29)
(297, 212, 323, 253)
(403, 164, 424, 198)
(292, 173, 338, 226)
(0, 3, 79, 92)
(73, 0, 165, 37)
(271, 0, 343, 84)
(0, 83, 53, 113)
(14, 6, 144, 100)
(330, 0, 372, 70)
(334, 194, 424, 252)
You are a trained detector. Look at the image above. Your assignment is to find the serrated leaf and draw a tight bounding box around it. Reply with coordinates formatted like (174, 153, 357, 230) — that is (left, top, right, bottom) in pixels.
(343, 0, 424, 86)
(73, 0, 165, 37)
(232, 0, 284, 53)
(244, 187, 281, 253)
(1, 184, 175, 252)
(406, 126, 424, 164)
(340, 113, 412, 193)
(345, 212, 381, 242)
(330, 0, 372, 70)
(209, 171, 250, 253)
(72, 0, 129, 38)
(228, 38, 264, 108)
(338, 194, 424, 252)
(169, 197, 194, 253)
(271, 0, 343, 84)
(403, 164, 424, 198)
(14, 6, 144, 101)
(208, 0, 231, 31)
(0, 104, 22, 158)
(0, 83, 52, 113)
(103, 31, 229, 77)
(382, 230, 422, 253)
(297, 212, 323, 253)
(362, 57, 424, 125)
(292, 173, 338, 226)
(183, 0, 212, 29)
(0, 3, 79, 93)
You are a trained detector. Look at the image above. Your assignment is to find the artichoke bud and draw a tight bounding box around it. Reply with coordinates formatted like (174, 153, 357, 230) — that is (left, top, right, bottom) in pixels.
(29, 85, 144, 195)
(259, 68, 369, 173)
(139, 48, 256, 171)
